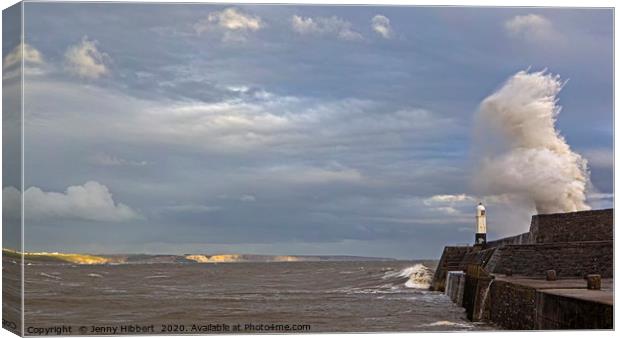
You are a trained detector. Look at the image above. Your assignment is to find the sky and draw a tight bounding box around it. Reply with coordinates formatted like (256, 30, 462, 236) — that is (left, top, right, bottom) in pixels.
(2, 3, 613, 259)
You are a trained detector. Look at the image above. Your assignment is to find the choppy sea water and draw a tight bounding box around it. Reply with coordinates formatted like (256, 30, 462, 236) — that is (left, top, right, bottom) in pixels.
(13, 260, 492, 334)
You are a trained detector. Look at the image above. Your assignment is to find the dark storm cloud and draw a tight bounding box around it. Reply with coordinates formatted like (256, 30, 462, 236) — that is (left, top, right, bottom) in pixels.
(14, 3, 613, 258)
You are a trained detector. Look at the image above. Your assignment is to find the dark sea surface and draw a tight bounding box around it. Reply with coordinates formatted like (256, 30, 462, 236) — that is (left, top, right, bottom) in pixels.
(14, 259, 492, 334)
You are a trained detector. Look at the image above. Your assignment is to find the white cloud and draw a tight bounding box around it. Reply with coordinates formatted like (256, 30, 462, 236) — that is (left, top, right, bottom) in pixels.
(586, 192, 613, 210)
(91, 153, 149, 167)
(64, 36, 110, 79)
(423, 194, 477, 217)
(3, 43, 47, 80)
(291, 15, 320, 34)
(25, 80, 453, 156)
(504, 14, 560, 43)
(3, 43, 44, 69)
(194, 7, 263, 42)
(587, 192, 613, 200)
(424, 194, 475, 205)
(163, 204, 221, 213)
(240, 194, 256, 202)
(435, 206, 458, 214)
(3, 181, 142, 222)
(262, 164, 364, 185)
(291, 15, 363, 41)
(3, 186, 22, 217)
(582, 148, 613, 169)
(417, 192, 536, 236)
(371, 15, 393, 39)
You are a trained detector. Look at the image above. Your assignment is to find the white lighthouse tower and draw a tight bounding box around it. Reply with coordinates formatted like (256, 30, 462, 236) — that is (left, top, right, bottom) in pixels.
(475, 202, 487, 246)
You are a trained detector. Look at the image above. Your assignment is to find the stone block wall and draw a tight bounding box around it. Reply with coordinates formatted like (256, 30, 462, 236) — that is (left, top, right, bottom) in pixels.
(488, 279, 537, 329)
(529, 209, 613, 243)
(458, 247, 496, 270)
(488, 241, 613, 278)
(486, 232, 531, 248)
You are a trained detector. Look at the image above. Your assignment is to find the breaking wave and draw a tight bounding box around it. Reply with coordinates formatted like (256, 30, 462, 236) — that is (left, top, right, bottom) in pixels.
(473, 70, 590, 214)
(383, 264, 433, 289)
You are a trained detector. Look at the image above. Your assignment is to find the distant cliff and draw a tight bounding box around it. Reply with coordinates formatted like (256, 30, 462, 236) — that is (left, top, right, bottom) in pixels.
(3, 249, 113, 264)
(3, 249, 395, 265)
(185, 254, 301, 263)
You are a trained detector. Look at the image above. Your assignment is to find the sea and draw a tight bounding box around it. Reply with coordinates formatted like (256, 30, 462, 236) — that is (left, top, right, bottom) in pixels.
(6, 259, 493, 334)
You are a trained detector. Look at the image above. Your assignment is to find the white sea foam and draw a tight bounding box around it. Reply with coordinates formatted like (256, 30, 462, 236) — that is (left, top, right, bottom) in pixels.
(87, 273, 103, 278)
(39, 272, 61, 280)
(419, 320, 473, 328)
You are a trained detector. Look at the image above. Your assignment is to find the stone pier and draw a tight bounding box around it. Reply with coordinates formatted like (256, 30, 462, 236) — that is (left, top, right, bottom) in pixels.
(431, 208, 614, 330)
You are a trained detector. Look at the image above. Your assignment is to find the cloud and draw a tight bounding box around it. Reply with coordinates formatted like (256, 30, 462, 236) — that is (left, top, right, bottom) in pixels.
(291, 15, 363, 41)
(162, 204, 221, 213)
(420, 193, 536, 236)
(261, 164, 364, 185)
(3, 42, 44, 69)
(424, 193, 525, 209)
(64, 36, 110, 79)
(240, 194, 256, 202)
(310, 194, 477, 232)
(504, 14, 560, 43)
(91, 153, 149, 167)
(21, 77, 462, 246)
(371, 15, 393, 39)
(3, 43, 46, 80)
(582, 148, 613, 169)
(4, 181, 142, 222)
(3, 187, 22, 217)
(194, 7, 263, 42)
(586, 192, 613, 211)
(587, 192, 613, 200)
(423, 194, 476, 217)
(424, 194, 475, 205)
(25, 80, 453, 156)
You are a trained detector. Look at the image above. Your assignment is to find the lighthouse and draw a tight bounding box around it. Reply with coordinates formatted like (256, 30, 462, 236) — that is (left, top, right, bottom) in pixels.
(475, 202, 487, 246)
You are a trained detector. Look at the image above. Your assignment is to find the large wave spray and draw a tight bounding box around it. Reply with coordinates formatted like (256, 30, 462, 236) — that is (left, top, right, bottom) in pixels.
(383, 264, 434, 289)
(473, 70, 590, 214)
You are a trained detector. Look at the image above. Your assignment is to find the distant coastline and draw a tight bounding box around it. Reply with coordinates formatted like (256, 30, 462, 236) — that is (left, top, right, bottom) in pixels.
(2, 248, 397, 265)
